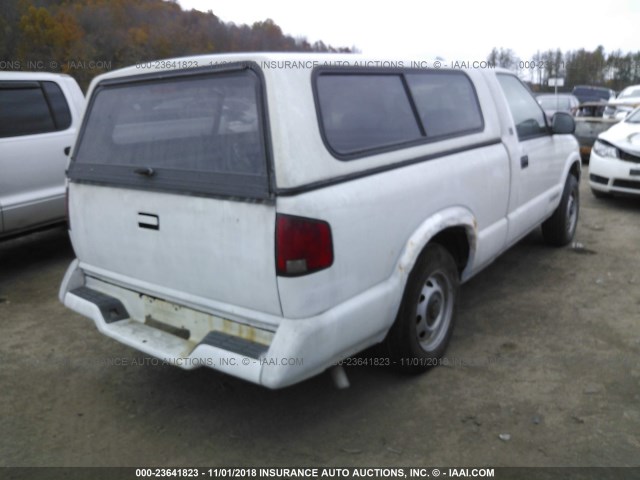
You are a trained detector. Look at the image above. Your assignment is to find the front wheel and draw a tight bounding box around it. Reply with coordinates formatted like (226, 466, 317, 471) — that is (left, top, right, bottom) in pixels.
(385, 244, 459, 373)
(542, 174, 580, 246)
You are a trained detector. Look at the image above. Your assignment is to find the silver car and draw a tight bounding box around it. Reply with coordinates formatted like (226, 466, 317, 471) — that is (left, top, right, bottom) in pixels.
(0, 72, 84, 239)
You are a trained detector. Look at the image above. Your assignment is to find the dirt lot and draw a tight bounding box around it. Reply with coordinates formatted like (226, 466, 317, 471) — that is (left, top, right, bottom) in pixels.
(1, 176, 639, 469)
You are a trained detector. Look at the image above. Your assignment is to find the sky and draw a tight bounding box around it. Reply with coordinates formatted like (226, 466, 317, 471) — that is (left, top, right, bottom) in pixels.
(176, 0, 640, 63)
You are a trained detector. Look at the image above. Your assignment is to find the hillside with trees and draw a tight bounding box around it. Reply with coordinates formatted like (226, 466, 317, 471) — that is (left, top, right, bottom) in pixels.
(3, 0, 638, 93)
(0, 0, 353, 89)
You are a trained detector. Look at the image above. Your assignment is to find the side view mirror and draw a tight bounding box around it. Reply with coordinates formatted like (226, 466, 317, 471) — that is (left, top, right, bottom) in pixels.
(551, 112, 575, 134)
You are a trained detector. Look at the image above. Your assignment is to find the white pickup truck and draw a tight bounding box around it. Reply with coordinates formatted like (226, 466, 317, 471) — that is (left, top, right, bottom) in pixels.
(0, 72, 84, 239)
(59, 53, 581, 389)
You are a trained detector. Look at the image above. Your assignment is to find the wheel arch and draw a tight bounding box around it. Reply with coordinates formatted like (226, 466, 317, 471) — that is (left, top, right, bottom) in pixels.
(395, 206, 477, 287)
(562, 147, 582, 182)
(569, 158, 581, 181)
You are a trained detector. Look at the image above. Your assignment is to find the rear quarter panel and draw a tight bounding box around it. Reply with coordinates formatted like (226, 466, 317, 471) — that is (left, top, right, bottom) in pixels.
(276, 141, 511, 319)
(272, 68, 511, 320)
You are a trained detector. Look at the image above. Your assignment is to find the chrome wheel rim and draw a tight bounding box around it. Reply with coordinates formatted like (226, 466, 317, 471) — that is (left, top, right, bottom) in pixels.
(415, 271, 453, 351)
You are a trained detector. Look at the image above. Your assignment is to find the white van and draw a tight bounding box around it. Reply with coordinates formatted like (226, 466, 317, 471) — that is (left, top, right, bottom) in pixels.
(0, 72, 84, 239)
(60, 54, 581, 388)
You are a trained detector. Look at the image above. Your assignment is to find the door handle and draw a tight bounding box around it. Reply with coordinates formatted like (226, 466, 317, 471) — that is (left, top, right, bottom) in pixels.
(520, 155, 529, 169)
(138, 213, 159, 230)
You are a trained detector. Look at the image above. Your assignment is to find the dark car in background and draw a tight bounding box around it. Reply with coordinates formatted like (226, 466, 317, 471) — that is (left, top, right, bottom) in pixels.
(572, 85, 616, 104)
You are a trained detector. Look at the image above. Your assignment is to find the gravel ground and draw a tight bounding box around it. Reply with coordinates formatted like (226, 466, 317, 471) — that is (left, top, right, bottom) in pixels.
(1, 176, 639, 469)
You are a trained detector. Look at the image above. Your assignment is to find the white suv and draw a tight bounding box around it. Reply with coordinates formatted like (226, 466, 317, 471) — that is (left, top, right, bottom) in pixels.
(60, 54, 581, 388)
(0, 72, 84, 239)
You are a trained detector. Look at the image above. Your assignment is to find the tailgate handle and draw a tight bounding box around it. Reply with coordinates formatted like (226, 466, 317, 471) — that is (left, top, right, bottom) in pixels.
(520, 155, 529, 169)
(138, 213, 159, 230)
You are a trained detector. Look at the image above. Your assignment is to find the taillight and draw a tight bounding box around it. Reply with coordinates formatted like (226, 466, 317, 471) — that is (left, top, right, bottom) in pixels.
(276, 214, 333, 276)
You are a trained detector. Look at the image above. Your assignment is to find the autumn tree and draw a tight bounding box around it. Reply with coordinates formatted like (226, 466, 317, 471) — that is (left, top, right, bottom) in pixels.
(2, 0, 354, 90)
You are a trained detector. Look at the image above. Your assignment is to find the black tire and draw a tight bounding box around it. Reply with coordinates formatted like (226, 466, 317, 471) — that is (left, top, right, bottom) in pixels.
(542, 174, 580, 246)
(591, 188, 611, 199)
(385, 244, 459, 373)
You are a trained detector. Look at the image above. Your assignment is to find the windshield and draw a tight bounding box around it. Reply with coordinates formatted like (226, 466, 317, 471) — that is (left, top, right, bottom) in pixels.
(618, 87, 640, 99)
(626, 108, 640, 123)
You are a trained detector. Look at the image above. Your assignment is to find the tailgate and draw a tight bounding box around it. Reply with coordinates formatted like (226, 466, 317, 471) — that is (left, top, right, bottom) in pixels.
(67, 64, 281, 316)
(68, 184, 280, 315)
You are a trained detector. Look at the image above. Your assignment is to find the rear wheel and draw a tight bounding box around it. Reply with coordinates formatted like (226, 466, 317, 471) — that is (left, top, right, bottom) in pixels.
(385, 244, 459, 373)
(542, 174, 580, 246)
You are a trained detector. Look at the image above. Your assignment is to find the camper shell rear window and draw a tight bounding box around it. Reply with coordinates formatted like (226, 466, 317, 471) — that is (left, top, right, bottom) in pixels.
(68, 64, 271, 200)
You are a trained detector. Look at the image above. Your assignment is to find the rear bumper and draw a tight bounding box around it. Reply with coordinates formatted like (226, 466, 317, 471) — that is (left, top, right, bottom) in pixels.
(59, 259, 398, 388)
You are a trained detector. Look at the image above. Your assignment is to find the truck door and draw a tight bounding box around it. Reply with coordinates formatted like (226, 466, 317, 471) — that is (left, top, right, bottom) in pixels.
(495, 74, 566, 244)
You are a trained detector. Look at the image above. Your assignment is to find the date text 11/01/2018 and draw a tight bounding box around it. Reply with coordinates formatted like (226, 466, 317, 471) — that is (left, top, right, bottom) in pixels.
(135, 467, 496, 478)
